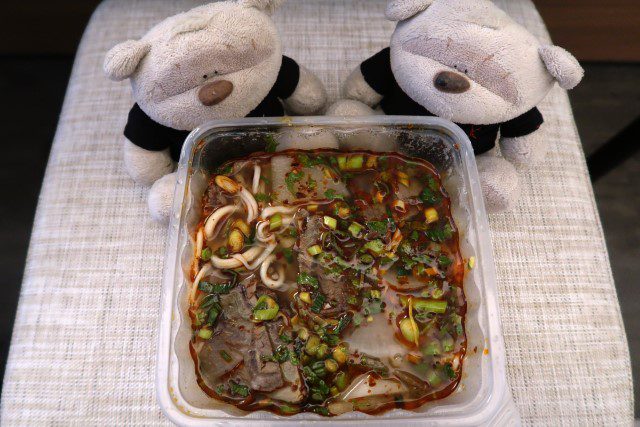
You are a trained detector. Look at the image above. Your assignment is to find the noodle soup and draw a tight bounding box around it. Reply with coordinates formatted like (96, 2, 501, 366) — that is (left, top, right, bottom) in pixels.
(188, 149, 467, 416)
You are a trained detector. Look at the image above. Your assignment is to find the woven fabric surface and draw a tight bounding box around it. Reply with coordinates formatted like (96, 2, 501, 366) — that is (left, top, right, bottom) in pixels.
(0, 0, 633, 425)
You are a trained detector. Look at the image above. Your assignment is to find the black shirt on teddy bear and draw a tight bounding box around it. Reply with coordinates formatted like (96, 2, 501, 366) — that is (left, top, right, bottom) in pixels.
(124, 56, 301, 161)
(361, 48, 544, 155)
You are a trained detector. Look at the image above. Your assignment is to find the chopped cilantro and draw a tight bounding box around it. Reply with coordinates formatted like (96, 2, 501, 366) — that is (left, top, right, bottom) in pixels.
(254, 193, 271, 203)
(438, 255, 453, 267)
(215, 164, 233, 175)
(427, 176, 439, 191)
(229, 380, 250, 397)
(419, 187, 441, 205)
(425, 224, 454, 242)
(308, 176, 317, 190)
(264, 135, 279, 153)
(279, 333, 293, 343)
(198, 281, 235, 294)
(285, 170, 304, 193)
(324, 189, 345, 200)
(396, 267, 411, 277)
(282, 248, 294, 263)
(443, 363, 457, 380)
(201, 247, 212, 261)
(312, 406, 330, 416)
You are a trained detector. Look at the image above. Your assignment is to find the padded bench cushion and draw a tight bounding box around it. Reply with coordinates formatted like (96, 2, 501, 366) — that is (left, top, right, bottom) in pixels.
(1, 0, 633, 425)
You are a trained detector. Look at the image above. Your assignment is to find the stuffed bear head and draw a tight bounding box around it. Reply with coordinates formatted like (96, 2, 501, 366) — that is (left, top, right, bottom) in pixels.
(104, 0, 285, 130)
(386, 0, 584, 125)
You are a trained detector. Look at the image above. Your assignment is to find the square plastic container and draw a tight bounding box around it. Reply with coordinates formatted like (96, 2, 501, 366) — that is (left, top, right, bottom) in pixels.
(157, 116, 520, 426)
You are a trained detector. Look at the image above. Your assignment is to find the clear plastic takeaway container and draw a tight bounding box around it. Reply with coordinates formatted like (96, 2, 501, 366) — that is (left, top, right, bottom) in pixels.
(157, 116, 520, 426)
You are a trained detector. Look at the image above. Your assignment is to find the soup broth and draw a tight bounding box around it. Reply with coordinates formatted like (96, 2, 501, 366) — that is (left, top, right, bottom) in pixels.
(188, 149, 467, 416)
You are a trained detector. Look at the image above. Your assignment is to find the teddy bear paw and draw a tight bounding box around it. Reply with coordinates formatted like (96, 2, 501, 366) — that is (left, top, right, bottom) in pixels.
(326, 99, 378, 116)
(499, 134, 548, 168)
(476, 155, 520, 214)
(148, 172, 177, 223)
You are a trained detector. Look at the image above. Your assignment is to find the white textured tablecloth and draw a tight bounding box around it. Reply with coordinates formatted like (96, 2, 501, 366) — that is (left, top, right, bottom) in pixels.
(0, 0, 633, 425)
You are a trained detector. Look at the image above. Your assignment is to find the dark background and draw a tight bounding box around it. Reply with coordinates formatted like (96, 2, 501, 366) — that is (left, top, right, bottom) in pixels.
(0, 0, 638, 413)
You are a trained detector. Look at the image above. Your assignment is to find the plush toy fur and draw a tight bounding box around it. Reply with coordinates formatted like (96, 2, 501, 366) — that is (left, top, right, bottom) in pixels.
(105, 0, 327, 222)
(331, 0, 584, 213)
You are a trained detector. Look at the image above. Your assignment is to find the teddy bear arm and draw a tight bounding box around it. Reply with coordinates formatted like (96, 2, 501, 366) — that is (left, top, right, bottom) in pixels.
(282, 65, 328, 115)
(342, 66, 383, 107)
(123, 139, 175, 186)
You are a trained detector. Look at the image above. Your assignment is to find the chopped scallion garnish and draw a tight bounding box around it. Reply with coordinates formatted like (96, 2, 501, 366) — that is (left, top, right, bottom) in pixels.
(269, 213, 283, 230)
(307, 245, 323, 256)
(323, 216, 337, 230)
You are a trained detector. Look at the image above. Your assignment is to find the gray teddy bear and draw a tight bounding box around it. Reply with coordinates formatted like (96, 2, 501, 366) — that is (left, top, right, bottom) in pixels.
(104, 0, 327, 221)
(329, 0, 584, 213)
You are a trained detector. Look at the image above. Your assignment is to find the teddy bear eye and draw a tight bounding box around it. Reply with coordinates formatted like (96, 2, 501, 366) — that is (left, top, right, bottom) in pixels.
(203, 74, 208, 79)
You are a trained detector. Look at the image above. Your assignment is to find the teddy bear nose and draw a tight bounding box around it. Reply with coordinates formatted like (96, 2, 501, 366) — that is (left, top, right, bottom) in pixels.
(433, 71, 470, 93)
(198, 80, 234, 106)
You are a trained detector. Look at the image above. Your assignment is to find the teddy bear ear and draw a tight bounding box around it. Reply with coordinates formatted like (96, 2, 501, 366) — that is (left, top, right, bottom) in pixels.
(238, 0, 286, 15)
(539, 45, 584, 90)
(386, 0, 435, 21)
(103, 39, 151, 81)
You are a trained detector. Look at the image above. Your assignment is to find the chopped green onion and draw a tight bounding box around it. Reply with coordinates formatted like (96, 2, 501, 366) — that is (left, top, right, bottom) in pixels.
(253, 307, 279, 321)
(305, 335, 321, 355)
(310, 292, 326, 313)
(413, 299, 448, 314)
(297, 272, 319, 288)
(362, 239, 385, 255)
(198, 328, 213, 340)
(201, 247, 212, 261)
(348, 222, 363, 237)
(324, 359, 339, 373)
(344, 155, 364, 170)
(315, 344, 329, 359)
(468, 256, 476, 269)
(359, 254, 373, 264)
(337, 156, 347, 170)
(324, 189, 345, 200)
(269, 213, 283, 231)
(323, 216, 337, 230)
(252, 295, 279, 321)
(426, 370, 442, 387)
(423, 341, 442, 356)
(307, 245, 323, 256)
(442, 335, 455, 352)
